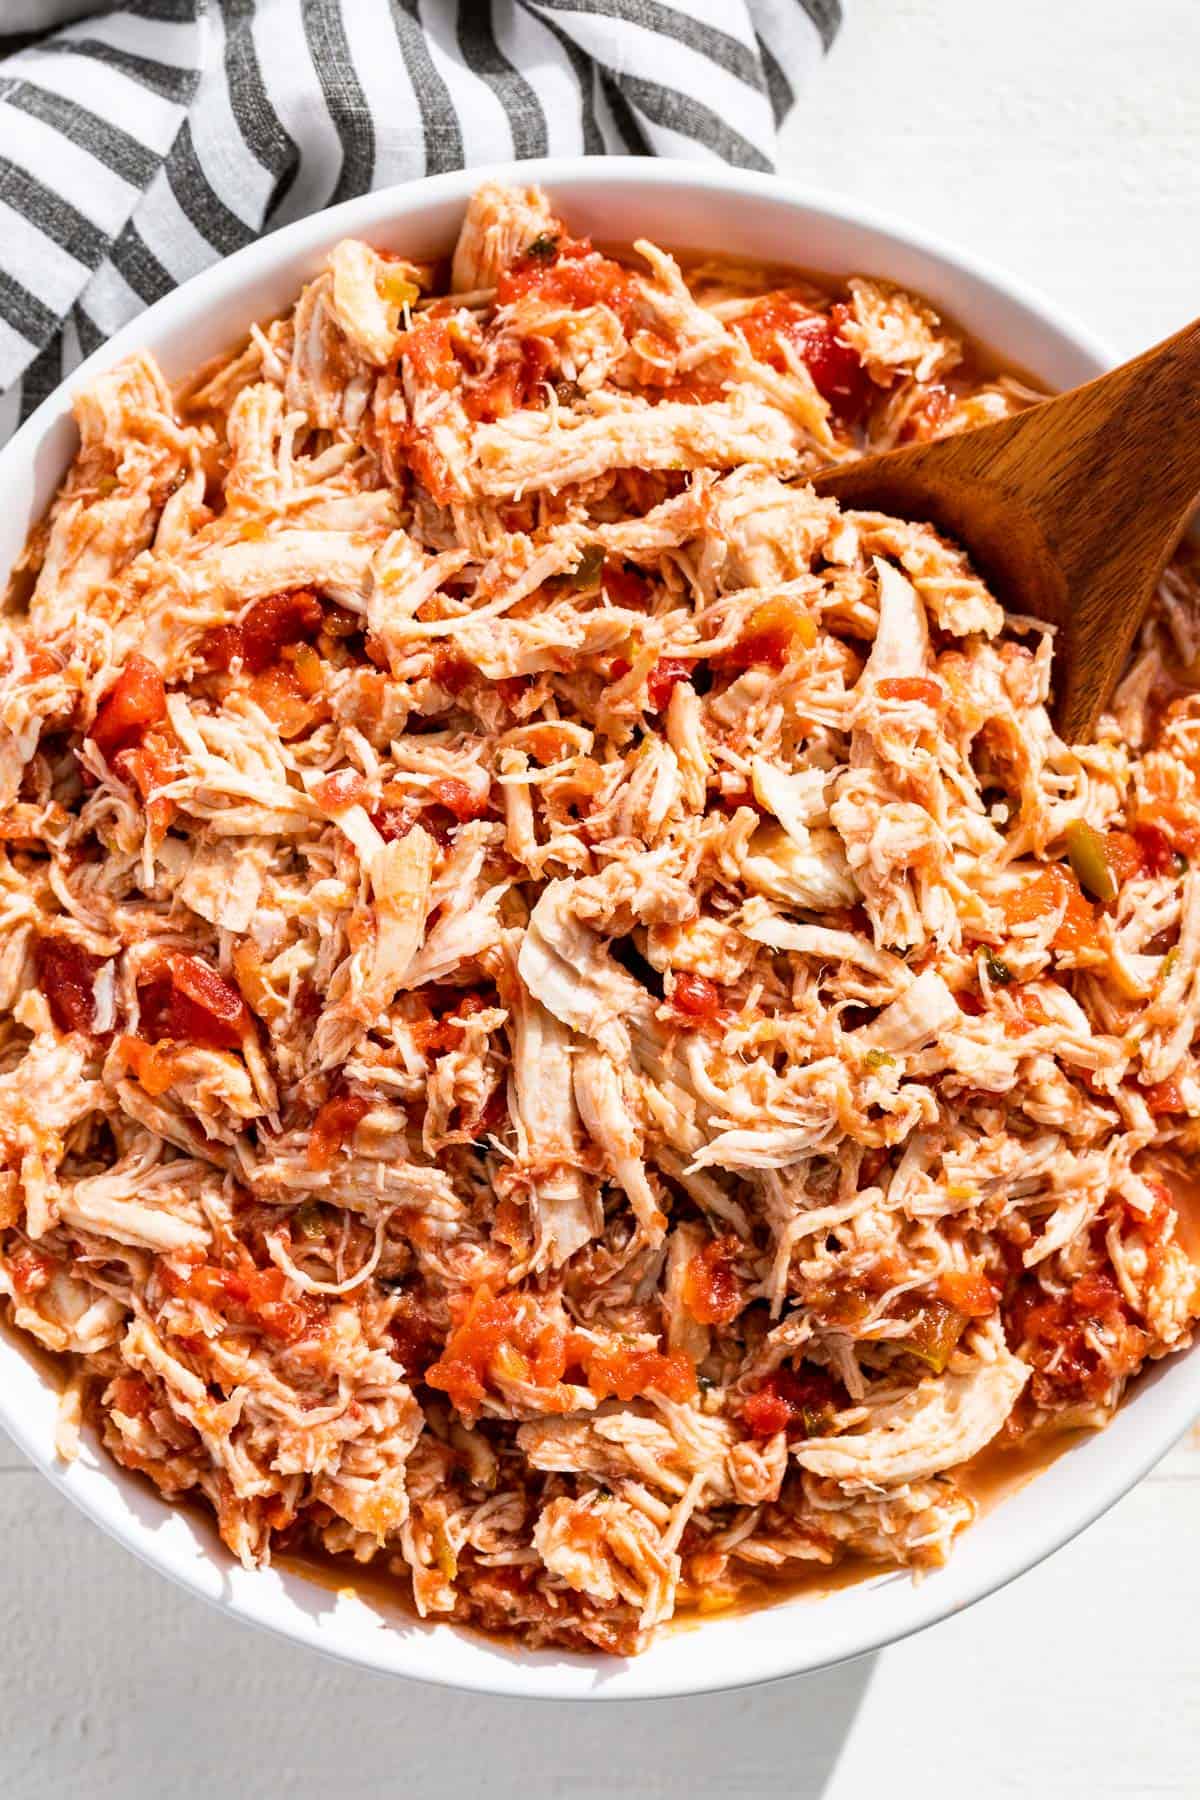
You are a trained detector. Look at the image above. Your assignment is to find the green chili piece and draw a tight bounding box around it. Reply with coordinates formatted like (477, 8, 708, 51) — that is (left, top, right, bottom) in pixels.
(572, 544, 604, 587)
(983, 947, 1012, 986)
(1065, 820, 1117, 904)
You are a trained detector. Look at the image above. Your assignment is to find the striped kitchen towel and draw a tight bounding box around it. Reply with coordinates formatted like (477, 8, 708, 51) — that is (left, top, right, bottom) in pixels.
(0, 0, 841, 441)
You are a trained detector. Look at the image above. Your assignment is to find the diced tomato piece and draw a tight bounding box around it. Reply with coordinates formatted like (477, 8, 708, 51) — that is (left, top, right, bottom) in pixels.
(741, 1367, 841, 1439)
(683, 1236, 743, 1325)
(496, 235, 640, 328)
(110, 1373, 155, 1417)
(312, 768, 368, 811)
(426, 1285, 568, 1416)
(719, 596, 816, 672)
(163, 1252, 314, 1345)
(7, 1243, 56, 1297)
(401, 317, 460, 390)
(431, 776, 490, 822)
(171, 955, 249, 1041)
(113, 727, 180, 838)
(387, 1293, 442, 1378)
(646, 657, 693, 711)
(1006, 1264, 1146, 1407)
(737, 295, 869, 418)
(91, 654, 167, 758)
(34, 936, 102, 1035)
(432, 648, 474, 694)
(463, 336, 553, 422)
(139, 954, 250, 1053)
(248, 664, 319, 738)
(1139, 1077, 1186, 1116)
(1101, 829, 1146, 889)
(899, 382, 955, 443)
(1133, 821, 1183, 876)
(119, 1034, 177, 1096)
(396, 423, 455, 504)
(1002, 865, 1098, 955)
(203, 589, 323, 676)
(307, 1092, 370, 1169)
(670, 971, 728, 1024)
(876, 676, 943, 705)
(585, 1342, 696, 1405)
(935, 1269, 996, 1316)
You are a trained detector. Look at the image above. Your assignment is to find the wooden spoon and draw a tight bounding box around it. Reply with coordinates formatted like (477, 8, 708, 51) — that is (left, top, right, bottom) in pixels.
(812, 317, 1200, 740)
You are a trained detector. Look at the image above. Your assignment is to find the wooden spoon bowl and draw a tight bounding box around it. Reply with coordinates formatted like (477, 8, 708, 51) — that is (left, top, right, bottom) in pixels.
(813, 318, 1200, 739)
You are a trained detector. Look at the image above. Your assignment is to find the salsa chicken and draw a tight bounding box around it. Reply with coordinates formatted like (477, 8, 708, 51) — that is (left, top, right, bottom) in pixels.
(2, 182, 1199, 1655)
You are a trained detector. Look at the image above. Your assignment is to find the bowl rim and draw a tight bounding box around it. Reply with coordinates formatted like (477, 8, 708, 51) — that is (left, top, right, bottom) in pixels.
(2, 153, 1189, 1703)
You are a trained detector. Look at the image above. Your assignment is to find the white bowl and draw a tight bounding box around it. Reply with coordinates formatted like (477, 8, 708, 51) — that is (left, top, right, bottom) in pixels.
(0, 156, 1186, 1702)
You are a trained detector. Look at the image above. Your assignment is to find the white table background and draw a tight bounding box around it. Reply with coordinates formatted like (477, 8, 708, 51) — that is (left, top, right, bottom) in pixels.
(4, 2, 1200, 1794)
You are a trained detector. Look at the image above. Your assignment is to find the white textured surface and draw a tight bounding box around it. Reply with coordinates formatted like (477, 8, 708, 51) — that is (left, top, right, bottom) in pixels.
(4, 2, 1200, 1792)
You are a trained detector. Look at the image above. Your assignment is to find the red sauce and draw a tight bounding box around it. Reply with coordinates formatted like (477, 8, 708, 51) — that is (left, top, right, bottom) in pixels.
(601, 562, 651, 609)
(110, 1372, 155, 1417)
(370, 802, 421, 844)
(34, 936, 101, 1035)
(414, 990, 492, 1056)
(432, 648, 474, 695)
(307, 1093, 370, 1170)
(7, 1242, 56, 1297)
(899, 381, 955, 442)
(91, 654, 167, 758)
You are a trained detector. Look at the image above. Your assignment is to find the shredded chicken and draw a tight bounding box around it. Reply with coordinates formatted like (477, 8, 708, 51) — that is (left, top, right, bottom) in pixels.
(3, 181, 1199, 1659)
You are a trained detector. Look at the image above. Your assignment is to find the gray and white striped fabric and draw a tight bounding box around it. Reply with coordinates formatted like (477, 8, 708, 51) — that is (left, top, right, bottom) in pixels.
(0, 0, 841, 443)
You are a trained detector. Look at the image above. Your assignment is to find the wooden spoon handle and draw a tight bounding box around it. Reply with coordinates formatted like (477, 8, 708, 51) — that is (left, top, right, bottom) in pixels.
(816, 316, 1200, 738)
